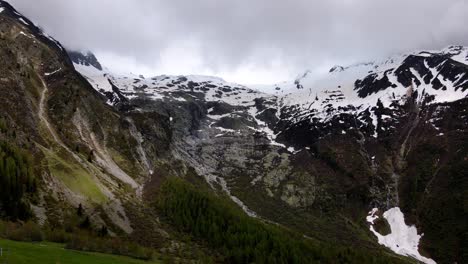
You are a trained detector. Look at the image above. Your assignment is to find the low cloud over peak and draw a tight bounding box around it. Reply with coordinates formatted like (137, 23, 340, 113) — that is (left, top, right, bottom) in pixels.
(8, 0, 468, 84)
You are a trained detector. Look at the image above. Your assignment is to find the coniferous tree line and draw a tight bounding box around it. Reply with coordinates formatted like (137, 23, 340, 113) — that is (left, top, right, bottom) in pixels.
(0, 141, 36, 220)
(157, 177, 407, 264)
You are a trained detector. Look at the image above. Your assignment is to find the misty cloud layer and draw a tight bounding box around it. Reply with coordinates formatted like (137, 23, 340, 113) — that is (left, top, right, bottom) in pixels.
(8, 0, 468, 84)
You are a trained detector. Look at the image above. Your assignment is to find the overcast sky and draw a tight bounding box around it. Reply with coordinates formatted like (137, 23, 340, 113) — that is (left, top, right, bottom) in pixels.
(8, 0, 468, 84)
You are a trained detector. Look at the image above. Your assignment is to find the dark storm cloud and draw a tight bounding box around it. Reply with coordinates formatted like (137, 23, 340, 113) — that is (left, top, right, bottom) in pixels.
(7, 0, 468, 83)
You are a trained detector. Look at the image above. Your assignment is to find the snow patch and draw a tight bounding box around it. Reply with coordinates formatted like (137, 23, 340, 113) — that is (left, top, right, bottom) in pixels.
(207, 113, 231, 120)
(366, 208, 379, 224)
(44, 68, 61, 76)
(248, 105, 288, 148)
(19, 31, 33, 39)
(18, 17, 29, 25)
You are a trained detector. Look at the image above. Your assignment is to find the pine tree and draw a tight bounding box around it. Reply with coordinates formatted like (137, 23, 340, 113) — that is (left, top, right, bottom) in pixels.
(77, 203, 83, 216)
(80, 216, 91, 229)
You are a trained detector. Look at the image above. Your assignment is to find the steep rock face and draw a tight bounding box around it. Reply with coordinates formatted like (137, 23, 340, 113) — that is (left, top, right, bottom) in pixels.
(0, 1, 173, 238)
(68, 51, 103, 71)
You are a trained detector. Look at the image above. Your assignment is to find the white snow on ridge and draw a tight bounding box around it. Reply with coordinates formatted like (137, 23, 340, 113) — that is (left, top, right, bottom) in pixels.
(0, 7, 5, 13)
(18, 17, 29, 25)
(265, 47, 468, 130)
(19, 31, 33, 39)
(367, 207, 436, 264)
(75, 46, 468, 115)
(74, 63, 113, 93)
(442, 46, 468, 64)
(270, 47, 467, 107)
(270, 53, 407, 96)
(74, 62, 270, 106)
(44, 68, 61, 76)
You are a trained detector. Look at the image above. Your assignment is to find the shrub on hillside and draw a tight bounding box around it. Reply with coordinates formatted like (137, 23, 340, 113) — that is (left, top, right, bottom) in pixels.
(6, 221, 43, 242)
(44, 228, 70, 243)
(65, 234, 154, 261)
(0, 220, 153, 261)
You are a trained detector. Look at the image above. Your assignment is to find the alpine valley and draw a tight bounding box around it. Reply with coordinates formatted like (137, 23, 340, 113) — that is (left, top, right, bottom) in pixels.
(0, 1, 466, 263)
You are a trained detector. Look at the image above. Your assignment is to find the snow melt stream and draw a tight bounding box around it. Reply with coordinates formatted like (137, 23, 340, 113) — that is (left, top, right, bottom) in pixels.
(367, 207, 436, 264)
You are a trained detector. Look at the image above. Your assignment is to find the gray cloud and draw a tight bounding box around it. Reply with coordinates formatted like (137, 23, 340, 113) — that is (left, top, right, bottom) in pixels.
(8, 0, 468, 84)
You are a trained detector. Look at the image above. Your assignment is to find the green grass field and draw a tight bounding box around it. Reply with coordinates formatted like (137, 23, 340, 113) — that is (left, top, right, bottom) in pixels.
(0, 239, 160, 264)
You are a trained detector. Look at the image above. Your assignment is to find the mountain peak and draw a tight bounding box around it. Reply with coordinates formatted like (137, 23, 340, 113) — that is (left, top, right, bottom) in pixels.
(0, 0, 67, 57)
(442, 45, 466, 54)
(329, 65, 344, 73)
(68, 50, 103, 71)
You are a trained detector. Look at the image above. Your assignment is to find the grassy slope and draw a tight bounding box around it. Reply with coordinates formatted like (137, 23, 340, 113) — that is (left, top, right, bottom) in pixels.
(39, 145, 107, 204)
(0, 239, 159, 264)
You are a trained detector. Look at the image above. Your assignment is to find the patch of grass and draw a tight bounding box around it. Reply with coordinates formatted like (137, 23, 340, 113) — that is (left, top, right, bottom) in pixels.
(109, 149, 142, 181)
(39, 145, 107, 204)
(0, 239, 160, 264)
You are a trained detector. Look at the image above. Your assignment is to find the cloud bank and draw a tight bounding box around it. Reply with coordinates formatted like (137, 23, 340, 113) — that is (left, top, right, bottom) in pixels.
(9, 0, 468, 84)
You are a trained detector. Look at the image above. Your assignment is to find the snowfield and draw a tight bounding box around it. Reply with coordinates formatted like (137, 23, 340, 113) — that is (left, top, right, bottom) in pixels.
(367, 207, 436, 264)
(272, 46, 468, 129)
(74, 46, 468, 136)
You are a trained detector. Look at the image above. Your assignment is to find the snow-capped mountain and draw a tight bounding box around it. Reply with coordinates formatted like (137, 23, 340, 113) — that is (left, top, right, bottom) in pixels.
(275, 46, 468, 108)
(73, 45, 468, 111)
(73, 59, 267, 107)
(274, 46, 468, 142)
(274, 46, 468, 95)
(72, 46, 468, 146)
(71, 54, 287, 148)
